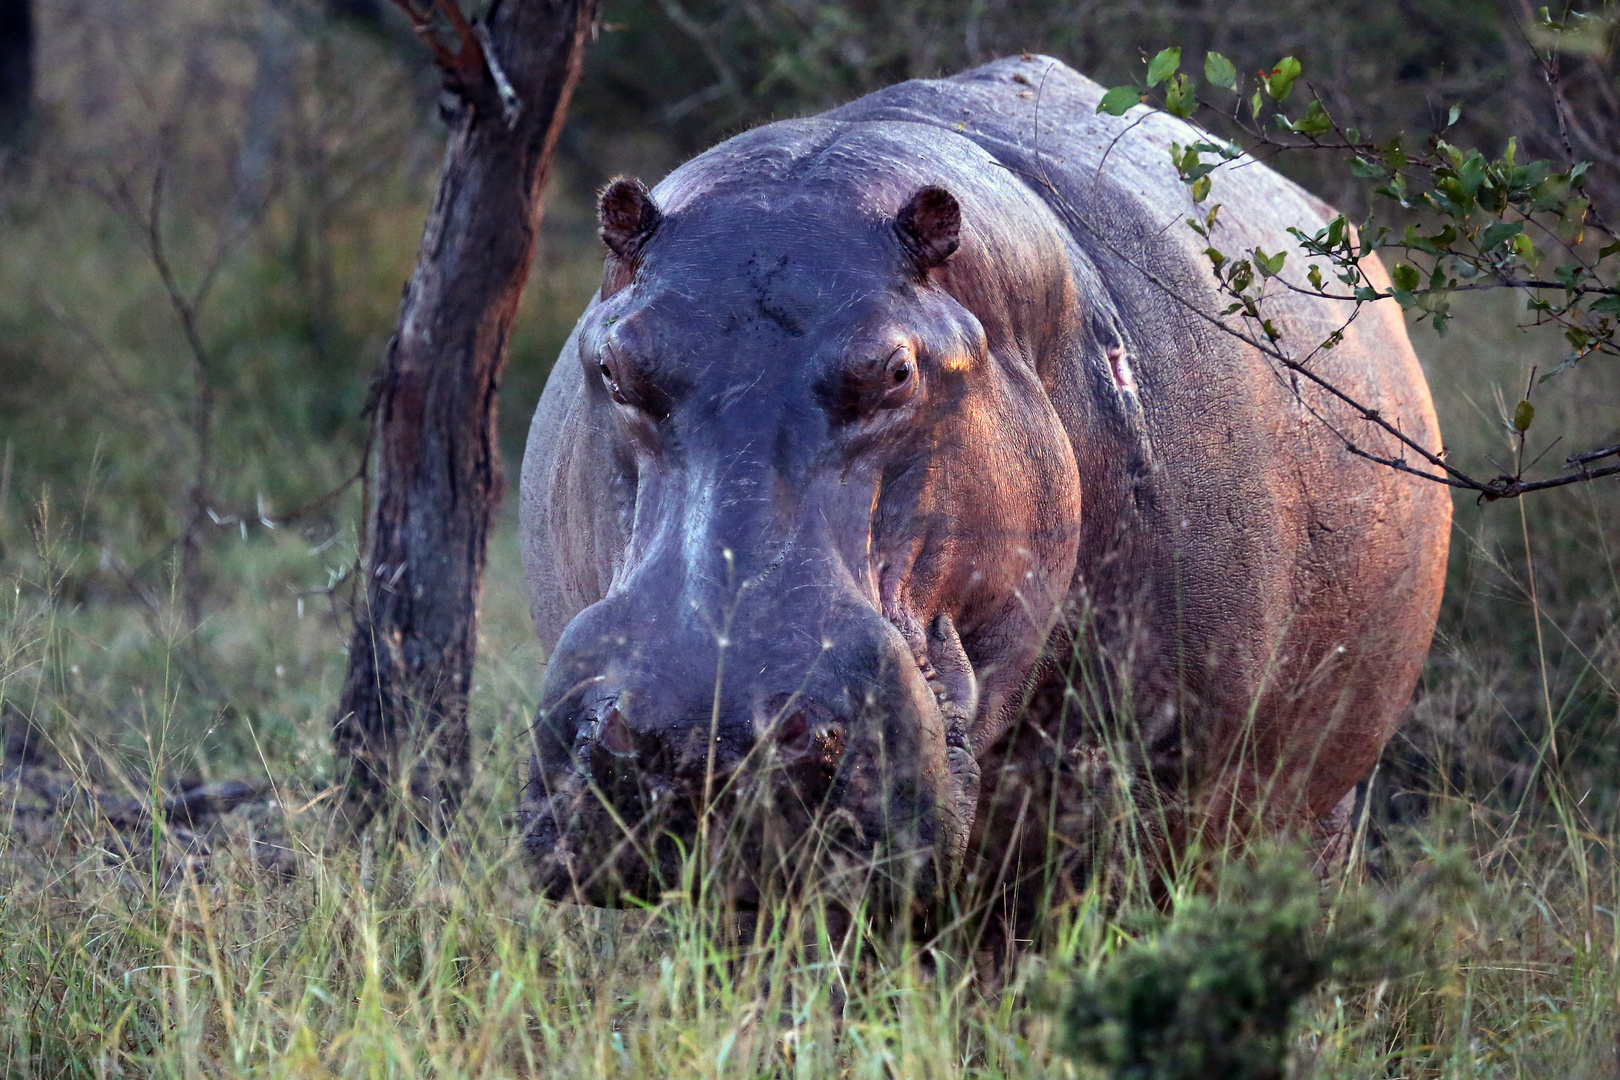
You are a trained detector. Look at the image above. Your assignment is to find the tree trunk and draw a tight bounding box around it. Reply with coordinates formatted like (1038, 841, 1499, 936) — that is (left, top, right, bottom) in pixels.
(334, 0, 597, 832)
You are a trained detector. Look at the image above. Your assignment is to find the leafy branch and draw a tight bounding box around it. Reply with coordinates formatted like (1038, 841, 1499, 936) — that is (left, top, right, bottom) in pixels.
(1092, 12, 1620, 500)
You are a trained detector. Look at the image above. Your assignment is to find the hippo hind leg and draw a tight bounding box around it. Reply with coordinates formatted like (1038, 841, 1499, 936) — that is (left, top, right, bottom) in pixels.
(1310, 787, 1360, 878)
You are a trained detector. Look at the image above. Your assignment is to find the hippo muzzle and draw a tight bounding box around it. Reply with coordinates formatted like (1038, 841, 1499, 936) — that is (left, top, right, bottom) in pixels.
(520, 522, 974, 909)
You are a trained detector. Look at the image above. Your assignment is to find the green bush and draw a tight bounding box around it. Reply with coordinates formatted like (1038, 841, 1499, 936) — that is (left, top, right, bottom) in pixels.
(1061, 849, 1476, 1080)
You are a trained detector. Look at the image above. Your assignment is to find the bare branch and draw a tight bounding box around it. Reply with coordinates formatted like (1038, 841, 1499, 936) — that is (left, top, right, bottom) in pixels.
(1568, 441, 1620, 468)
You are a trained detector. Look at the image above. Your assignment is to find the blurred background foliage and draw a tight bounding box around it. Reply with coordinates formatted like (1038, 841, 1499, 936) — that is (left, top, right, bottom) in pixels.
(0, 0, 1615, 817)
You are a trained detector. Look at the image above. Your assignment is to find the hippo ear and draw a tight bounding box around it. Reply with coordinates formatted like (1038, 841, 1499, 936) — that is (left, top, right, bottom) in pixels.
(895, 185, 962, 273)
(599, 177, 662, 262)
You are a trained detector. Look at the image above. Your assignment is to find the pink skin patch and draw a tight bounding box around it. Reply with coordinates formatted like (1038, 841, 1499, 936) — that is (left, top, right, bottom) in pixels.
(1107, 345, 1137, 395)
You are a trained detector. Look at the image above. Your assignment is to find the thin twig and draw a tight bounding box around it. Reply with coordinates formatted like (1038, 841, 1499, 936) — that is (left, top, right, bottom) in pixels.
(200, 467, 366, 531)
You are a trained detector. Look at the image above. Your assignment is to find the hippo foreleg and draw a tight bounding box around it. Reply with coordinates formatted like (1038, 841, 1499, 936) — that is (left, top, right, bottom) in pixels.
(927, 614, 981, 883)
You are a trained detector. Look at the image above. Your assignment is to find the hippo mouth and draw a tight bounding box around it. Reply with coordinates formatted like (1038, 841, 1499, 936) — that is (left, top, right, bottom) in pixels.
(519, 614, 982, 911)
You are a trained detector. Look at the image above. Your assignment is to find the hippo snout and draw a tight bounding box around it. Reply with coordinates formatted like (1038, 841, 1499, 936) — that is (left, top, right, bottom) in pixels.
(519, 597, 955, 907)
(563, 691, 849, 825)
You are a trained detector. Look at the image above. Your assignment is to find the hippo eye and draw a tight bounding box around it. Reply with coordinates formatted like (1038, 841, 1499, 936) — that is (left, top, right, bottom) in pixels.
(877, 346, 918, 408)
(596, 354, 674, 421)
(598, 360, 624, 399)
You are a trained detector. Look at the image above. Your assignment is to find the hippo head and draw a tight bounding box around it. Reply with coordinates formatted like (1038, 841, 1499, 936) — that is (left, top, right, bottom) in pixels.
(520, 125, 1084, 910)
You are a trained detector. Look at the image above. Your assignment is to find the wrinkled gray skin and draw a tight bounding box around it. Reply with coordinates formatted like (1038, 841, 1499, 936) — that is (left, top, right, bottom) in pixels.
(518, 57, 1450, 912)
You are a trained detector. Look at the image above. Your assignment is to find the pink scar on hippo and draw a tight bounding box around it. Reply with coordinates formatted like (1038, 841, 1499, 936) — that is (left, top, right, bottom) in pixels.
(516, 56, 1450, 922)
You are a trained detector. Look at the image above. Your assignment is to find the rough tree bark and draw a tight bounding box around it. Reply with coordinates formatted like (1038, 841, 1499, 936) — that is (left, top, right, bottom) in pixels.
(335, 0, 598, 832)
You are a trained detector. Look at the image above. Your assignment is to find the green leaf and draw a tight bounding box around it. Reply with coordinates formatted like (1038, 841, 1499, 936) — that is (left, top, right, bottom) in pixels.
(1513, 399, 1535, 432)
(1361, 225, 1390, 257)
(1097, 85, 1141, 116)
(1291, 100, 1333, 137)
(1265, 57, 1302, 101)
(1350, 157, 1387, 179)
(1391, 263, 1421, 292)
(1380, 137, 1408, 172)
(1598, 240, 1620, 259)
(1326, 215, 1347, 251)
(1591, 295, 1620, 314)
(1479, 221, 1523, 251)
(1307, 264, 1324, 290)
(1447, 102, 1461, 128)
(1374, 174, 1411, 209)
(1164, 72, 1196, 118)
(1190, 174, 1212, 202)
(1511, 233, 1540, 267)
(1402, 224, 1457, 256)
(1255, 248, 1287, 277)
(1204, 51, 1237, 91)
(1559, 197, 1589, 243)
(1147, 47, 1182, 87)
(1250, 89, 1264, 119)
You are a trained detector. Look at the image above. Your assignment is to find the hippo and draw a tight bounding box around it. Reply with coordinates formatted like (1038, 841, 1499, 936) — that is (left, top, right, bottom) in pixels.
(517, 56, 1450, 915)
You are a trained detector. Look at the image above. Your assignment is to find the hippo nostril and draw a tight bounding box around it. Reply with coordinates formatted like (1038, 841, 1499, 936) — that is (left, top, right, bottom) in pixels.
(594, 705, 637, 758)
(768, 703, 846, 774)
(764, 702, 848, 777)
(811, 724, 846, 765)
(775, 710, 811, 755)
(586, 703, 656, 815)
(773, 707, 846, 809)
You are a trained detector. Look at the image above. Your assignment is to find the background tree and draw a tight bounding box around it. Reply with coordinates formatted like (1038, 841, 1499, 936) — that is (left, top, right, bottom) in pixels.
(332, 0, 598, 831)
